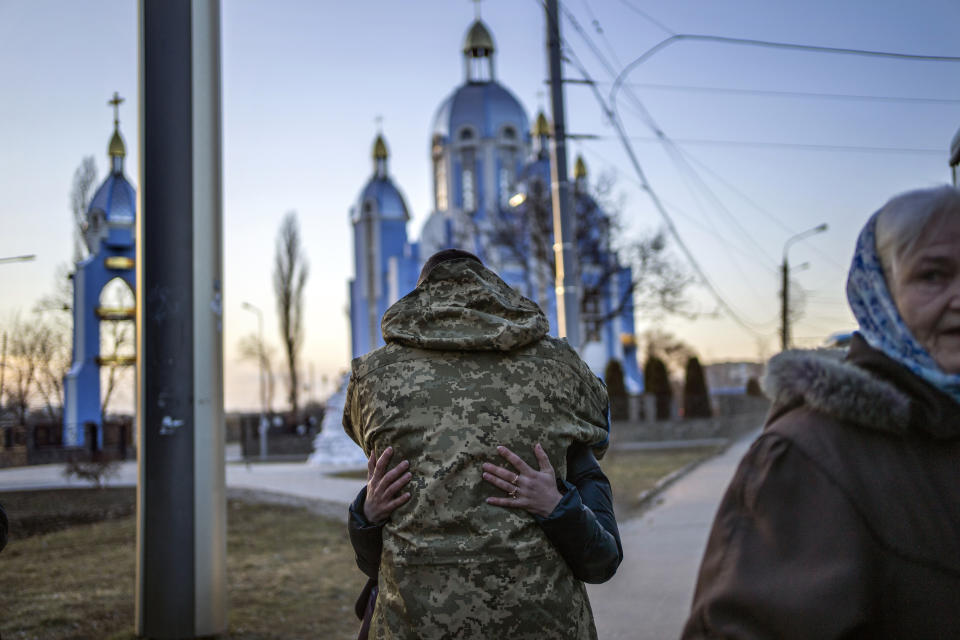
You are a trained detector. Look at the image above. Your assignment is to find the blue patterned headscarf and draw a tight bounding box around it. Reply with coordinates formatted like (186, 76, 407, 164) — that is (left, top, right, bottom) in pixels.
(846, 212, 960, 405)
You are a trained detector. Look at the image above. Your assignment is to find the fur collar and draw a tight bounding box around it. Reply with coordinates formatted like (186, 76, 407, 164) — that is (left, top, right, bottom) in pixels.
(762, 349, 912, 436)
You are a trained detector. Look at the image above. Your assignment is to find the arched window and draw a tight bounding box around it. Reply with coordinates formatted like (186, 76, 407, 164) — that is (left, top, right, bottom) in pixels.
(457, 128, 478, 213)
(99, 277, 136, 416)
(498, 126, 519, 209)
(432, 135, 448, 211)
(461, 148, 476, 212)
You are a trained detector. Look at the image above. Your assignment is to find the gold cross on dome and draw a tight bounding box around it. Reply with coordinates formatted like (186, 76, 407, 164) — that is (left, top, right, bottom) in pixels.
(108, 92, 124, 126)
(471, 0, 483, 20)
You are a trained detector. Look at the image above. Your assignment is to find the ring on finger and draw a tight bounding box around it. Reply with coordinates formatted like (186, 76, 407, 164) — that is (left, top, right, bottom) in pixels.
(512, 473, 519, 484)
(509, 487, 519, 500)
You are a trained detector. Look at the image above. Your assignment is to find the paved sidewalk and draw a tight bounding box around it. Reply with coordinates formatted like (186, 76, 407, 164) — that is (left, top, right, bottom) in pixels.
(588, 431, 759, 640)
(0, 457, 368, 507)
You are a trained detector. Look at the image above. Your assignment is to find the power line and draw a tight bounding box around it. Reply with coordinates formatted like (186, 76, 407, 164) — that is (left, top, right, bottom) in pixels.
(561, 7, 806, 272)
(672, 150, 849, 273)
(560, 56, 773, 335)
(553, 1, 777, 335)
(579, 0, 623, 68)
(610, 34, 960, 108)
(577, 144, 778, 276)
(612, 82, 960, 105)
(614, 0, 675, 36)
(620, 136, 944, 155)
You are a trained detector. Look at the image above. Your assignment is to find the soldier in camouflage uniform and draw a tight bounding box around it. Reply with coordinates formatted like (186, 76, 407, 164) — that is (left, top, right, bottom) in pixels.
(343, 250, 611, 640)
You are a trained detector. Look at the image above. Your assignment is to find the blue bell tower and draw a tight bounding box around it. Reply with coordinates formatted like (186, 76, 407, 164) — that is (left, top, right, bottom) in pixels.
(348, 134, 419, 357)
(63, 93, 137, 449)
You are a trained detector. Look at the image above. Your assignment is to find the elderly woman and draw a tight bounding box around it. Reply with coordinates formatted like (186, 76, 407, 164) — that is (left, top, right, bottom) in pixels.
(682, 185, 960, 639)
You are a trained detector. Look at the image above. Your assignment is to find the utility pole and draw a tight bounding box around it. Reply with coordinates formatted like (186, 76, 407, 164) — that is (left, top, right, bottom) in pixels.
(780, 259, 789, 351)
(950, 125, 960, 186)
(137, 1, 226, 637)
(545, 0, 580, 349)
(781, 223, 828, 351)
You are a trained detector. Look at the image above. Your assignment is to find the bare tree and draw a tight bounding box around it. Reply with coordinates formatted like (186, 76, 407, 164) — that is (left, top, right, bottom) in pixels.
(5, 315, 43, 425)
(237, 332, 277, 415)
(71, 156, 98, 263)
(489, 171, 689, 339)
(33, 321, 71, 420)
(273, 211, 309, 416)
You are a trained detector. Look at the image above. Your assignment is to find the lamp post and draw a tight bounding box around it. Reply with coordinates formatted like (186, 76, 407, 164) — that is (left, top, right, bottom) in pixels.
(781, 223, 828, 350)
(950, 126, 960, 186)
(241, 301, 267, 461)
(0, 254, 36, 265)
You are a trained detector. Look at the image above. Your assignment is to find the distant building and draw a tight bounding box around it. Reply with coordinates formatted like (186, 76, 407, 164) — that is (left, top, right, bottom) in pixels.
(348, 18, 643, 389)
(703, 361, 763, 395)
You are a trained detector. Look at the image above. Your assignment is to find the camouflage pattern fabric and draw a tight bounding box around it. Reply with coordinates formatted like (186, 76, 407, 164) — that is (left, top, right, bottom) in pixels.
(344, 259, 609, 639)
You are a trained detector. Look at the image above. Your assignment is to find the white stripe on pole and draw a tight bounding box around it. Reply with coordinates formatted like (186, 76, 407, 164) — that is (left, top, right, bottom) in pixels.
(191, 0, 226, 634)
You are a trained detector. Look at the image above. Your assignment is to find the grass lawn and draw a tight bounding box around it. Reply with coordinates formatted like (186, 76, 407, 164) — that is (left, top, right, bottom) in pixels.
(1, 490, 366, 640)
(599, 446, 722, 519)
(0, 446, 717, 638)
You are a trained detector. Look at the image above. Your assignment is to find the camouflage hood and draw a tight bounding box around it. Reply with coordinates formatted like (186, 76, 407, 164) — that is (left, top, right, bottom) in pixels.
(381, 259, 549, 351)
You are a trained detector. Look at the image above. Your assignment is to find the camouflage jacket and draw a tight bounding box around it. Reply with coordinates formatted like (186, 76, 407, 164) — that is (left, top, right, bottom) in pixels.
(343, 259, 610, 639)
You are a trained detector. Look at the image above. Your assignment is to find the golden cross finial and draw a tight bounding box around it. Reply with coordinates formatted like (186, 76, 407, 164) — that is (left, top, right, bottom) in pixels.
(472, 0, 482, 20)
(536, 89, 546, 110)
(108, 92, 124, 128)
(374, 114, 383, 132)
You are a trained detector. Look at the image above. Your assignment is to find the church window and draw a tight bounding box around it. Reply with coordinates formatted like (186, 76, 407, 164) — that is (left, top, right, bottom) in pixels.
(435, 158, 448, 211)
(461, 148, 476, 212)
(432, 134, 448, 211)
(498, 149, 517, 209)
(583, 296, 602, 343)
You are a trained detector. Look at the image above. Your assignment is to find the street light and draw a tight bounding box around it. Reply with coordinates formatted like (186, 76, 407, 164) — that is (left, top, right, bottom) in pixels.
(0, 254, 36, 265)
(781, 223, 828, 350)
(241, 301, 268, 461)
(949, 126, 960, 186)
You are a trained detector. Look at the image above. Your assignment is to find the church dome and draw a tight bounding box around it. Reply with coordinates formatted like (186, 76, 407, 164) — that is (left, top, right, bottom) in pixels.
(354, 178, 410, 223)
(431, 82, 529, 142)
(372, 134, 388, 160)
(88, 172, 136, 225)
(353, 134, 409, 223)
(463, 20, 495, 57)
(108, 130, 126, 158)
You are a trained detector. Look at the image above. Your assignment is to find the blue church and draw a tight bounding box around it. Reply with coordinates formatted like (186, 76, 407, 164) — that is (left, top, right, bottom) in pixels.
(63, 94, 136, 448)
(348, 19, 643, 391)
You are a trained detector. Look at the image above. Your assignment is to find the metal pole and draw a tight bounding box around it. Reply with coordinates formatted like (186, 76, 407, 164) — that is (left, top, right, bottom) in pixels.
(545, 0, 580, 349)
(136, 1, 225, 637)
(780, 259, 789, 351)
(781, 223, 828, 351)
(950, 126, 960, 187)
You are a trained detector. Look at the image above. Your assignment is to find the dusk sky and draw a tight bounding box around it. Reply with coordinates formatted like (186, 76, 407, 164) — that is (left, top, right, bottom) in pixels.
(1, 0, 958, 411)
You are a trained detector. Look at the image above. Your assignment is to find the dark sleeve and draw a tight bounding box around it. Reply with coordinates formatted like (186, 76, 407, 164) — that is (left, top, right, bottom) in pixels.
(681, 432, 876, 640)
(347, 485, 383, 579)
(533, 442, 623, 584)
(0, 501, 7, 553)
